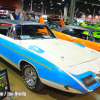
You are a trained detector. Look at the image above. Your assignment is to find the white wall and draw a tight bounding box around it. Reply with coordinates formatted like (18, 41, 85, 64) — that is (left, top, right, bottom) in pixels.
(15, 0, 24, 15)
(79, 14, 100, 23)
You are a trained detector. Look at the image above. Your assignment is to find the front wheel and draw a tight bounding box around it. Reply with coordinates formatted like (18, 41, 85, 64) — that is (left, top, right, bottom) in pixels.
(22, 64, 45, 92)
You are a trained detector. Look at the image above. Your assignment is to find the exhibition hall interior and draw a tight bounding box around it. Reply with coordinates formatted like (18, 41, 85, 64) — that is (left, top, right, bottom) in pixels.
(1, 0, 100, 100)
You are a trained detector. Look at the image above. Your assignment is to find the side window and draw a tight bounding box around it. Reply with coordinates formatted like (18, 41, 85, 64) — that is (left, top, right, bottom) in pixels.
(73, 29, 87, 39)
(16, 25, 21, 36)
(62, 28, 87, 40)
(7, 27, 16, 39)
(9, 29, 14, 38)
(15, 25, 22, 39)
(87, 33, 93, 41)
(0, 29, 8, 36)
(62, 29, 74, 36)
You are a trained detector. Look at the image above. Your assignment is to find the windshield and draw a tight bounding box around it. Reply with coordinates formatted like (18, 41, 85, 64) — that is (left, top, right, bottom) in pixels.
(45, 18, 61, 29)
(16, 25, 56, 40)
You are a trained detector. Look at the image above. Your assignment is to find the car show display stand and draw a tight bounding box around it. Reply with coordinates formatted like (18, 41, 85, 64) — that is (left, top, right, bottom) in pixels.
(0, 69, 10, 100)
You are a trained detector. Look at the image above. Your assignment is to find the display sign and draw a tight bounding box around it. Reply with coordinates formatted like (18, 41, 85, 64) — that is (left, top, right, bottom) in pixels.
(0, 69, 10, 100)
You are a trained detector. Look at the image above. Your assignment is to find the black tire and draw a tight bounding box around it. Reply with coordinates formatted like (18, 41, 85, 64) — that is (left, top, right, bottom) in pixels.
(22, 64, 45, 92)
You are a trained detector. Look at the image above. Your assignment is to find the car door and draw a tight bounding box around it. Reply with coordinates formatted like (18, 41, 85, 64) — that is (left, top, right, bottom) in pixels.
(0, 27, 14, 61)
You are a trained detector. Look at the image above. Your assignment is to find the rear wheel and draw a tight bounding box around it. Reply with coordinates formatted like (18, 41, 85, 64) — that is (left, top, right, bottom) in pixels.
(22, 64, 45, 92)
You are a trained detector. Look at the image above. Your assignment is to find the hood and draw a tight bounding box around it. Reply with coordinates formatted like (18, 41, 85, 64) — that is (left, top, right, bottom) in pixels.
(19, 39, 100, 67)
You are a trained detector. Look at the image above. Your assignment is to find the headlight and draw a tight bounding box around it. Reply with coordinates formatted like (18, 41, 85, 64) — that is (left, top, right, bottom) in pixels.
(81, 75, 97, 87)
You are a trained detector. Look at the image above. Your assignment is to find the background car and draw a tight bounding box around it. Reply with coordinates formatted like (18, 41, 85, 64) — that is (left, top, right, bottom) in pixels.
(82, 22, 100, 29)
(40, 16, 100, 52)
(0, 13, 14, 20)
(40, 16, 65, 29)
(53, 25, 100, 52)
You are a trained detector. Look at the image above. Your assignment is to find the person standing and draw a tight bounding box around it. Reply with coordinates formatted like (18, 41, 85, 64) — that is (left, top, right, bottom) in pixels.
(11, 11, 16, 20)
(16, 12, 20, 20)
(27, 13, 36, 22)
(20, 11, 25, 20)
(20, 11, 28, 21)
(29, 10, 35, 18)
(23, 12, 28, 21)
(35, 15, 39, 22)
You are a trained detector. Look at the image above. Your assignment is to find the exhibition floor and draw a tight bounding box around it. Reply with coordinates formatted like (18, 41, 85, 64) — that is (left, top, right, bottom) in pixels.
(0, 58, 100, 100)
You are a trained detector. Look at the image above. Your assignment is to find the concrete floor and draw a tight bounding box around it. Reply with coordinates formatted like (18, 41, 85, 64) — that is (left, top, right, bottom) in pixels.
(0, 58, 100, 100)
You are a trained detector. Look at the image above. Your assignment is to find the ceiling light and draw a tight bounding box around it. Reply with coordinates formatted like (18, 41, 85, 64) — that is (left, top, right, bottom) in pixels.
(76, 8, 79, 10)
(92, 3, 94, 6)
(41, 1, 43, 4)
(51, 4, 53, 6)
(50, 0, 52, 3)
(34, 3, 36, 5)
(62, 0, 65, 1)
(57, 3, 61, 5)
(50, 8, 53, 9)
(84, 1, 87, 4)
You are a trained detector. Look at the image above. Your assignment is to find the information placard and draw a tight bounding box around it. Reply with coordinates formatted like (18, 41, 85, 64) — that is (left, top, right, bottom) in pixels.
(0, 69, 10, 100)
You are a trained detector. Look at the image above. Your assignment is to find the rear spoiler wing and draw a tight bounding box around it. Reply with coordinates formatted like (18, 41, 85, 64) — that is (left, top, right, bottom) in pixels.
(39, 16, 66, 27)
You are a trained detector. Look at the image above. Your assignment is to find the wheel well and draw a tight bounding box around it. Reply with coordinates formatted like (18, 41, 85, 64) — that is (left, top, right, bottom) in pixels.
(20, 61, 30, 71)
(19, 60, 37, 74)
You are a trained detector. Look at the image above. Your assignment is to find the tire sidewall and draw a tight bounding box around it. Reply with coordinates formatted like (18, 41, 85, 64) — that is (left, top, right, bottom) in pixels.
(22, 64, 39, 92)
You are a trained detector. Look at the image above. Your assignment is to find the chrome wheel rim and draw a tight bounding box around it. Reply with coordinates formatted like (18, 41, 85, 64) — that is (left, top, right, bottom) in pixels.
(24, 65, 37, 86)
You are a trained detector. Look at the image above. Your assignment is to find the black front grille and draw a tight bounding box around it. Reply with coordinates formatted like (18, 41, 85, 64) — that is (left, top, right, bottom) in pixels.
(81, 75, 97, 87)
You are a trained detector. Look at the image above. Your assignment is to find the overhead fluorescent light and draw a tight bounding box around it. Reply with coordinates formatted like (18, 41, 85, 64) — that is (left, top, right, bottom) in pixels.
(50, 0, 52, 3)
(41, 1, 43, 4)
(51, 4, 53, 6)
(34, 3, 36, 5)
(57, 3, 61, 5)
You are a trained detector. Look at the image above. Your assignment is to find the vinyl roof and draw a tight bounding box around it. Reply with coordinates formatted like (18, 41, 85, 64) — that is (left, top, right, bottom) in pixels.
(0, 20, 45, 26)
(55, 25, 100, 32)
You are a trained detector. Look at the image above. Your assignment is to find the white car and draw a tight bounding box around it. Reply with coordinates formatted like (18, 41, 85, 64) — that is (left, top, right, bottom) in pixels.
(0, 13, 14, 20)
(0, 20, 100, 94)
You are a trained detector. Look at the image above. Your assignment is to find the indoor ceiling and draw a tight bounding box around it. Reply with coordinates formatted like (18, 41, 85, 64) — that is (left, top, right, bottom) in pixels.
(24, 0, 100, 16)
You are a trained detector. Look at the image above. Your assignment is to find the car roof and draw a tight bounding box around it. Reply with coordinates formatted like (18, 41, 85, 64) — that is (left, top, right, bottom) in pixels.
(0, 20, 45, 26)
(55, 25, 100, 32)
(0, 13, 9, 14)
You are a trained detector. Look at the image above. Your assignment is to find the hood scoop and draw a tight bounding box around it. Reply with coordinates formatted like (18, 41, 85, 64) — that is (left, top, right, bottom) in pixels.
(29, 45, 45, 53)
